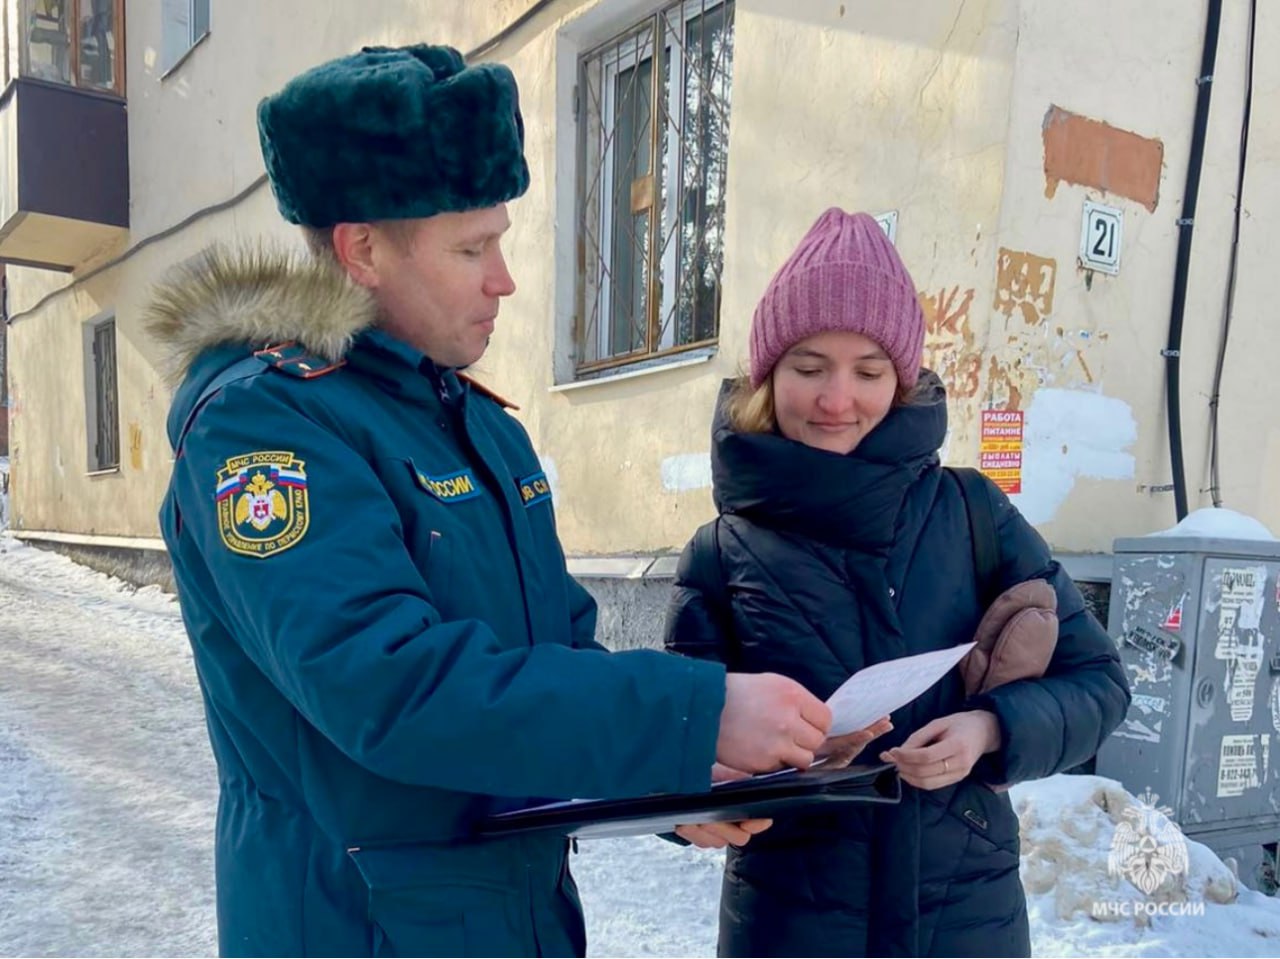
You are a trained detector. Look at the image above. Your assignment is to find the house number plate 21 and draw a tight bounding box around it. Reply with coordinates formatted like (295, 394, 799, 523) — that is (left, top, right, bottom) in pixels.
(1080, 200, 1123, 275)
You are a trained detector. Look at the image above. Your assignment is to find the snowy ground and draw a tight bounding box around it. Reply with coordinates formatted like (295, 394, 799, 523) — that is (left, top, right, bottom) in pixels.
(1, 535, 1279, 957)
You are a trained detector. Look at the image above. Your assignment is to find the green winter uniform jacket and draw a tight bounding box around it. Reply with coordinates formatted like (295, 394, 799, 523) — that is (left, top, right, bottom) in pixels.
(151, 250, 726, 957)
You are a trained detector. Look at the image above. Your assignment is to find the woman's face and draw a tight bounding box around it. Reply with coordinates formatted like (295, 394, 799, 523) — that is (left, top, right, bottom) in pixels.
(772, 330, 899, 455)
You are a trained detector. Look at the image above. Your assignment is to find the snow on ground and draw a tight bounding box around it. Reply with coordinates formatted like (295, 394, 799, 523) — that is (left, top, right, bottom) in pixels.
(2, 534, 1279, 957)
(0, 537, 215, 957)
(1010, 774, 1280, 957)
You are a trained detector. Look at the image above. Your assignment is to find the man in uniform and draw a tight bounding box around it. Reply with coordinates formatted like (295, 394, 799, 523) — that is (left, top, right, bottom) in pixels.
(149, 43, 831, 957)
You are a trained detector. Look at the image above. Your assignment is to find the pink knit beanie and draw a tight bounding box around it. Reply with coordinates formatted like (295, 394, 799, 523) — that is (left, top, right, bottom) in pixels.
(749, 208, 925, 388)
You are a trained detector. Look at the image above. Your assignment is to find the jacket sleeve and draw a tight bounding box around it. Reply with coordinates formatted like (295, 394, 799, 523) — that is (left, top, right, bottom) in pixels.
(663, 528, 733, 665)
(968, 480, 1132, 785)
(171, 378, 725, 801)
(567, 576, 608, 652)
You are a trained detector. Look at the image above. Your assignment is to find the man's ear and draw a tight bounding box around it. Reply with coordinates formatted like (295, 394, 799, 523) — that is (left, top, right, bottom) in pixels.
(332, 223, 380, 288)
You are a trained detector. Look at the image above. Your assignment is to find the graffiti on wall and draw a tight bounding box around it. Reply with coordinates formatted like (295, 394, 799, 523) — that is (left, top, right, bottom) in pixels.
(921, 242, 1127, 516)
(994, 248, 1057, 326)
(920, 285, 979, 397)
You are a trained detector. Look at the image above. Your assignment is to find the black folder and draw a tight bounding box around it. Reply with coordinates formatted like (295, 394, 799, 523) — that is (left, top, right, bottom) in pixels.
(479, 763, 901, 840)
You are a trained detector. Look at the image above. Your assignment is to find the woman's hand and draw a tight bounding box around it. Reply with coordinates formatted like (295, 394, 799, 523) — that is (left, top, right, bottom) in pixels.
(815, 717, 893, 768)
(880, 710, 1001, 790)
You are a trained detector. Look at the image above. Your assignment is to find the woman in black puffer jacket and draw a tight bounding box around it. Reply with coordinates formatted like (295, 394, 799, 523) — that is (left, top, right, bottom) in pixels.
(664, 208, 1130, 958)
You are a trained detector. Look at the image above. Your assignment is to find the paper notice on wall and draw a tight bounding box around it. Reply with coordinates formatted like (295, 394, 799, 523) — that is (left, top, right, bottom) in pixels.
(979, 410, 1023, 494)
(1131, 694, 1168, 717)
(1228, 633, 1265, 724)
(1216, 566, 1269, 722)
(1222, 566, 1267, 631)
(1271, 679, 1280, 737)
(1217, 734, 1262, 798)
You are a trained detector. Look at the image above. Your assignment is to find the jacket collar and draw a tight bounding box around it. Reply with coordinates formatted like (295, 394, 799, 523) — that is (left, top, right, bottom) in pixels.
(145, 244, 479, 407)
(711, 372, 948, 550)
(145, 244, 377, 385)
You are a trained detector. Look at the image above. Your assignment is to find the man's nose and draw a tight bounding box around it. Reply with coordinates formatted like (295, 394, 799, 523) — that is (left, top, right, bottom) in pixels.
(487, 252, 516, 297)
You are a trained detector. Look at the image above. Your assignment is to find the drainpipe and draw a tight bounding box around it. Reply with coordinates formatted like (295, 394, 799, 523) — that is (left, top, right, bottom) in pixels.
(1164, 0, 1222, 522)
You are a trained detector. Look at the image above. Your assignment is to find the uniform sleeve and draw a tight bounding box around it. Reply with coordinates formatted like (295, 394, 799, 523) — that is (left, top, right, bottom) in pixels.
(566, 575, 608, 653)
(663, 533, 732, 665)
(968, 480, 1132, 785)
(172, 379, 725, 800)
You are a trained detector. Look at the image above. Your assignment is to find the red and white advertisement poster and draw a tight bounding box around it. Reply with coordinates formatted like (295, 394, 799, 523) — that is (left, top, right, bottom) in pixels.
(979, 410, 1024, 494)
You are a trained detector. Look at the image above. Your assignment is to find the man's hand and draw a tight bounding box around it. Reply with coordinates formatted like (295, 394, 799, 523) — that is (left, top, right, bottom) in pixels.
(816, 717, 893, 769)
(675, 818, 773, 849)
(717, 673, 832, 773)
(710, 762, 751, 783)
(880, 710, 1001, 790)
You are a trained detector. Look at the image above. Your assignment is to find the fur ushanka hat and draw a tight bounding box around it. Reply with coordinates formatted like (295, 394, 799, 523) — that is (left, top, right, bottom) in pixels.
(257, 44, 530, 227)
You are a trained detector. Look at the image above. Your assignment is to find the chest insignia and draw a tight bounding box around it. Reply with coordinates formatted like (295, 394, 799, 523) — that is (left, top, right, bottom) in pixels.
(517, 471, 552, 508)
(414, 468, 483, 503)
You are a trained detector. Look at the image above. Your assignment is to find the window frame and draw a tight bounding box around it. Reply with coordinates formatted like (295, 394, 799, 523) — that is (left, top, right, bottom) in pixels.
(159, 0, 209, 78)
(84, 313, 120, 473)
(17, 0, 126, 95)
(574, 0, 734, 376)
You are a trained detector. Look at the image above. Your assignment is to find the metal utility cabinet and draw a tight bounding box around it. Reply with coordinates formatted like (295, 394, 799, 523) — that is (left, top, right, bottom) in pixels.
(1096, 534, 1280, 891)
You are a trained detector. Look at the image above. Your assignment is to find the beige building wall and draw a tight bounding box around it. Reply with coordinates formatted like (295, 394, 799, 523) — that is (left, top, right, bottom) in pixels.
(5, 0, 529, 539)
(6, 0, 1279, 559)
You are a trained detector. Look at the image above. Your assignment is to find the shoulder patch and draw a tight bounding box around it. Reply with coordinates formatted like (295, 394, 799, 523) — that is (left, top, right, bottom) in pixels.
(215, 451, 310, 558)
(517, 471, 552, 508)
(255, 342, 345, 379)
(458, 372, 519, 410)
(413, 466, 483, 503)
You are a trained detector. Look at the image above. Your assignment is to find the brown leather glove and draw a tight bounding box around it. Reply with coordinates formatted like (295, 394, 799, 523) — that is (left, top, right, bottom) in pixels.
(959, 579, 1059, 698)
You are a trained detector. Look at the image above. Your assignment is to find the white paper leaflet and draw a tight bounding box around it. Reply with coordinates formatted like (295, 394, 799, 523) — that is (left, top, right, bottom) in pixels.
(825, 642, 977, 736)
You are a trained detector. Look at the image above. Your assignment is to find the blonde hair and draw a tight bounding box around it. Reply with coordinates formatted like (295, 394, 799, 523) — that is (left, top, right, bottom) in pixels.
(726, 375, 777, 434)
(725, 371, 920, 435)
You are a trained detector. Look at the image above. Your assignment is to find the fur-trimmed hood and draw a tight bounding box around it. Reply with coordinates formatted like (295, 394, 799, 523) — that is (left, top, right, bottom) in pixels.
(146, 245, 377, 384)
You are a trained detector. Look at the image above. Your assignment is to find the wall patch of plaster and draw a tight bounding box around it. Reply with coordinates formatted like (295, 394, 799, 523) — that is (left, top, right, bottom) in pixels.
(1042, 105, 1164, 212)
(537, 455, 560, 502)
(1013, 388, 1136, 524)
(661, 453, 712, 493)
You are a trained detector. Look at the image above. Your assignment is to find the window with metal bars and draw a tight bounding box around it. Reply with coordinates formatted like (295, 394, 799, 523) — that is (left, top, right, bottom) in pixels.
(88, 316, 119, 471)
(575, 0, 735, 374)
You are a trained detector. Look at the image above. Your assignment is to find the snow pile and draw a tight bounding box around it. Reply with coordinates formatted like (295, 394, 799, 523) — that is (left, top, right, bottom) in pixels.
(1150, 507, 1276, 542)
(1013, 774, 1236, 922)
(1012, 774, 1280, 957)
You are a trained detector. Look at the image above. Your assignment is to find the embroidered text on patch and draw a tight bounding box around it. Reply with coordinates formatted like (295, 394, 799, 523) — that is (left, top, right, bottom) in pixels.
(415, 468, 482, 503)
(215, 451, 310, 558)
(518, 471, 552, 508)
